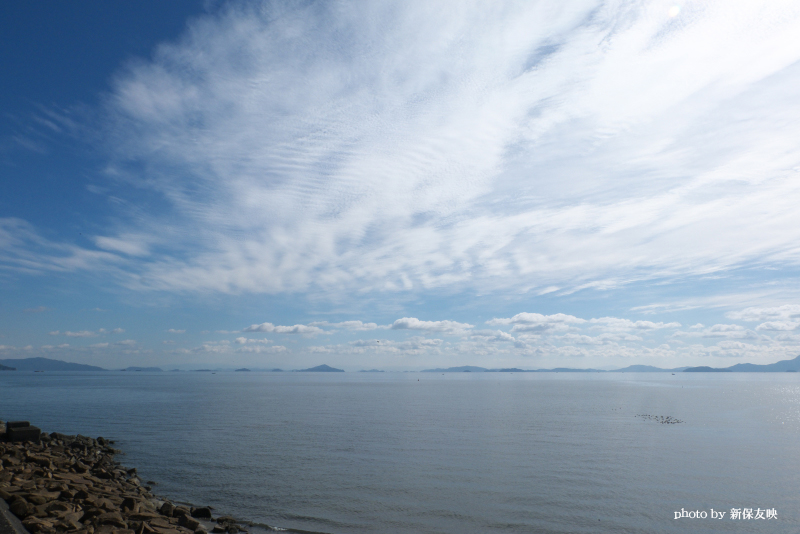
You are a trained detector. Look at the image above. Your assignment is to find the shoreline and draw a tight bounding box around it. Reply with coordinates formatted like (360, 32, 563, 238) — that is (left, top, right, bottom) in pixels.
(0, 421, 251, 534)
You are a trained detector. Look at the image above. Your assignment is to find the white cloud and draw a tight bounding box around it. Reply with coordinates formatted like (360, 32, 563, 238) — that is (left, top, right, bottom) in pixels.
(708, 324, 745, 333)
(310, 336, 444, 355)
(755, 321, 798, 331)
(588, 317, 681, 331)
(193, 345, 229, 354)
(65, 330, 97, 338)
(309, 320, 384, 331)
(93, 235, 150, 257)
(391, 317, 473, 335)
(0, 218, 125, 276)
(727, 305, 800, 323)
(243, 322, 324, 335)
(470, 330, 516, 343)
(349, 339, 387, 348)
(672, 323, 758, 340)
(487, 312, 585, 333)
(47, 328, 124, 338)
(236, 345, 287, 354)
(167, 328, 185, 334)
(234, 337, 273, 344)
(558, 333, 643, 345)
(0, 0, 774, 301)
(115, 339, 136, 346)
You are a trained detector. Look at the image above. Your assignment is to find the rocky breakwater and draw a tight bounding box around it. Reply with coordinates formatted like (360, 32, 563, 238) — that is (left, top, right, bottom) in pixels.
(0, 425, 247, 534)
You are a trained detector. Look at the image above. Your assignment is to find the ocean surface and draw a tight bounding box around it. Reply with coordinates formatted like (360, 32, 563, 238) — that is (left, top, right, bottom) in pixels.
(1, 371, 799, 533)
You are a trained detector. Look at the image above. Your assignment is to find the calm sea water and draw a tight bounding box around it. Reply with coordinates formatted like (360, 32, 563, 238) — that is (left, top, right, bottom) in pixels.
(1, 371, 799, 533)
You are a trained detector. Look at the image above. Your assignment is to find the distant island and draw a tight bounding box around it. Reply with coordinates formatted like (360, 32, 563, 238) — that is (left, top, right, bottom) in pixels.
(296, 364, 344, 372)
(235, 368, 251, 372)
(2, 355, 800, 374)
(613, 364, 688, 372)
(0, 357, 106, 372)
(423, 354, 800, 373)
(422, 365, 606, 373)
(682, 356, 800, 372)
(684, 366, 730, 372)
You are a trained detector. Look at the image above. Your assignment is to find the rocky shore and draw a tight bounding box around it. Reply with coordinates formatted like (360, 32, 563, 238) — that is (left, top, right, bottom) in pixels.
(0, 422, 248, 534)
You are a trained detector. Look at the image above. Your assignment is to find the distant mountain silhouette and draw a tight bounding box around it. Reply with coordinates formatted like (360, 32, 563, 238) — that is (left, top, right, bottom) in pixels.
(613, 365, 688, 372)
(296, 364, 344, 372)
(235, 368, 251, 372)
(4, 355, 797, 375)
(0, 357, 106, 371)
(684, 354, 800, 372)
(423, 355, 800, 373)
(423, 365, 604, 372)
(422, 366, 489, 372)
(547, 367, 605, 372)
(684, 366, 730, 372)
(725, 354, 800, 372)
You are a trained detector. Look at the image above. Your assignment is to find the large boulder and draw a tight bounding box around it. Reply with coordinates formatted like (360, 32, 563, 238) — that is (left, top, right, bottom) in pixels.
(160, 502, 175, 517)
(179, 515, 201, 531)
(6, 424, 42, 442)
(97, 511, 128, 528)
(10, 497, 34, 518)
(191, 507, 213, 519)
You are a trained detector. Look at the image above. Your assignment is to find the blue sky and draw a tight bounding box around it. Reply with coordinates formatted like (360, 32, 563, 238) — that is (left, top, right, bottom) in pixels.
(3, 0, 800, 370)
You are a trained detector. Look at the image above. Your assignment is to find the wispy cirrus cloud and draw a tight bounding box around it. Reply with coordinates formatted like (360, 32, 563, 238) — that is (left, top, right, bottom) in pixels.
(4, 0, 786, 302)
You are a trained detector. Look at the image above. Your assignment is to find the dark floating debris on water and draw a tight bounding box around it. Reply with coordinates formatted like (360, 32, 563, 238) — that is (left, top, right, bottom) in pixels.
(0, 420, 253, 534)
(636, 414, 684, 424)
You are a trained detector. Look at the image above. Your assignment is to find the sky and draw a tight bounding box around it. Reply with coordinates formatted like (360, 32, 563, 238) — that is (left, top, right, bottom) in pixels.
(3, 0, 800, 371)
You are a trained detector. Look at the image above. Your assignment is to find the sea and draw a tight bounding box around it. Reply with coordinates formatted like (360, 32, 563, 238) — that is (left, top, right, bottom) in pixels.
(1, 371, 799, 533)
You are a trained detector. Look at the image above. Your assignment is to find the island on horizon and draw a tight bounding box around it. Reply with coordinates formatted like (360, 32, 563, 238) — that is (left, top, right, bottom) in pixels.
(3, 355, 800, 374)
(295, 364, 345, 372)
